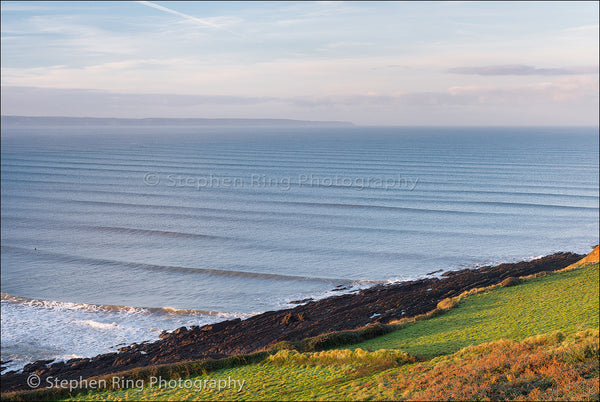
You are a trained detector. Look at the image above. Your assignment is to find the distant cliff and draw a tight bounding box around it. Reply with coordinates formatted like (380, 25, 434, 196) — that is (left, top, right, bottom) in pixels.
(1, 116, 354, 127)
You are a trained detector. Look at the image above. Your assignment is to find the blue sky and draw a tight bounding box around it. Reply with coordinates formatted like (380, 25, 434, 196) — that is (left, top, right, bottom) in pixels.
(1, 1, 598, 125)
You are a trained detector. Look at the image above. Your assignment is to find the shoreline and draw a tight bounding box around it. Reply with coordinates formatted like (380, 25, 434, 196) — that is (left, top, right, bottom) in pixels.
(0, 252, 557, 371)
(0, 250, 586, 393)
(0, 251, 575, 372)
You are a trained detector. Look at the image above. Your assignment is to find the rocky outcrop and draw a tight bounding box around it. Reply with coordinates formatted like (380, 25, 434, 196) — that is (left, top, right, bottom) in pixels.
(0, 251, 584, 393)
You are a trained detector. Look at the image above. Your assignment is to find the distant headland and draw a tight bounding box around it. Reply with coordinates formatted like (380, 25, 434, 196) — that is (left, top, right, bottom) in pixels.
(0, 116, 354, 127)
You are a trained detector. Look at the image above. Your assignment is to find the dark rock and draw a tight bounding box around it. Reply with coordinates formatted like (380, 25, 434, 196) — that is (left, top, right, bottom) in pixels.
(0, 251, 583, 393)
(201, 318, 240, 332)
(69, 359, 90, 369)
(297, 312, 309, 321)
(22, 360, 54, 373)
(281, 313, 297, 325)
(112, 354, 141, 367)
(48, 361, 67, 371)
(172, 326, 188, 336)
(289, 298, 314, 305)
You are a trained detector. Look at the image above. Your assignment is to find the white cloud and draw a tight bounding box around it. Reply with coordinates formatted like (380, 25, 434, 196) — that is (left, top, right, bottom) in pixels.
(2, 1, 598, 125)
(2, 81, 597, 126)
(447, 65, 599, 76)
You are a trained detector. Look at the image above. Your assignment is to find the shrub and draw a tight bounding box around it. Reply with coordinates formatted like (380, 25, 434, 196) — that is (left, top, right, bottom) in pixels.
(269, 341, 296, 352)
(563, 343, 600, 363)
(294, 323, 394, 352)
(501, 277, 521, 287)
(437, 297, 458, 310)
(267, 348, 415, 367)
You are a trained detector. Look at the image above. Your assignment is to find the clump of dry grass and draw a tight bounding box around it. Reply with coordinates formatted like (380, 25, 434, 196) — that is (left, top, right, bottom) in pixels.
(501, 276, 522, 287)
(436, 297, 458, 310)
(268, 348, 416, 367)
(287, 323, 396, 352)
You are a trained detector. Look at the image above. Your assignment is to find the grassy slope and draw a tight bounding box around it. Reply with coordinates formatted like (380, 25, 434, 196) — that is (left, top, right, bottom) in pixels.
(351, 262, 599, 357)
(66, 263, 599, 401)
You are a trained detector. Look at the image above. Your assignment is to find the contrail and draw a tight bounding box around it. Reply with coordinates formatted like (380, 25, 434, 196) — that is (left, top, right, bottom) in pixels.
(136, 1, 241, 36)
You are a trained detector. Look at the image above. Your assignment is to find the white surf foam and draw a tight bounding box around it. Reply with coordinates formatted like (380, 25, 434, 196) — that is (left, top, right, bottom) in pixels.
(0, 294, 248, 373)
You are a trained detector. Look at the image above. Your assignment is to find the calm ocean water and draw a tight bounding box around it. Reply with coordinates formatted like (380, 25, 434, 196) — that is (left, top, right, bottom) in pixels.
(1, 126, 599, 370)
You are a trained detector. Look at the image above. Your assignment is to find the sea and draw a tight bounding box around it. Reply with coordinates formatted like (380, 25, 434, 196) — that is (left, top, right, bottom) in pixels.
(1, 125, 599, 372)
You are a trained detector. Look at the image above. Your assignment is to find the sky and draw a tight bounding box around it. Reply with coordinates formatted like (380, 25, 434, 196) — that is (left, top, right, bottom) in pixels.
(1, 1, 598, 126)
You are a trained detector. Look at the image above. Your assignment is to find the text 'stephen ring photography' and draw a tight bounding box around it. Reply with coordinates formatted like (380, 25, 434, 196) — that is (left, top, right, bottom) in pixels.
(1, 1, 598, 401)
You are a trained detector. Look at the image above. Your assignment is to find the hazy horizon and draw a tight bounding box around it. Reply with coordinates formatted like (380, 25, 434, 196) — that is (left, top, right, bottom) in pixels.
(1, 1, 599, 126)
(3, 115, 600, 129)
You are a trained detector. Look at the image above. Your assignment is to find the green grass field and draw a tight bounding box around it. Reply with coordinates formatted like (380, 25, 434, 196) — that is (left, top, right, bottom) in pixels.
(0, 262, 571, 401)
(350, 263, 599, 357)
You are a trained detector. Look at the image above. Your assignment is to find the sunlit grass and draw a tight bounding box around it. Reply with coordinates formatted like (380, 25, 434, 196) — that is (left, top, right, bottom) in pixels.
(352, 263, 599, 357)
(336, 328, 599, 401)
(69, 329, 599, 401)
(48, 263, 600, 400)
